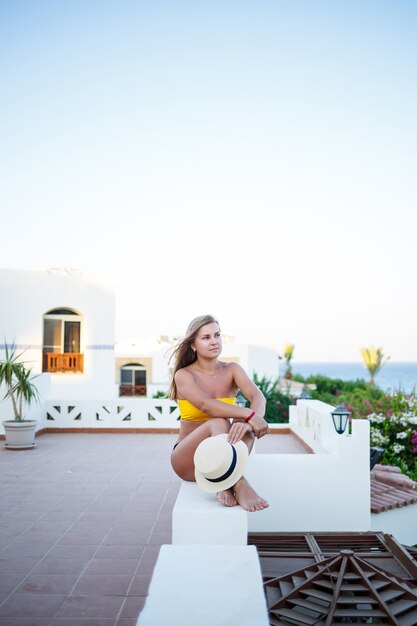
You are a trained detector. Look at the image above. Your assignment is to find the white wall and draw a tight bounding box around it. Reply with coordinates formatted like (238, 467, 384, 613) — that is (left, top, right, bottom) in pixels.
(246, 400, 371, 533)
(149, 347, 172, 390)
(114, 340, 279, 393)
(221, 342, 279, 381)
(0, 268, 116, 400)
(171, 400, 371, 536)
(371, 505, 417, 546)
(247, 344, 279, 380)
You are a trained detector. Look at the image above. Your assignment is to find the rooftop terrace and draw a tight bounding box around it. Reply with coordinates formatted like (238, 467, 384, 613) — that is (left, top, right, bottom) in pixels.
(0, 431, 307, 625)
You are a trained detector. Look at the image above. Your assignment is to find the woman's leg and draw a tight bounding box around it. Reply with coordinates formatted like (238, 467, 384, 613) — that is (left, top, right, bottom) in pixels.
(171, 418, 231, 481)
(233, 476, 269, 512)
(172, 419, 239, 507)
(230, 430, 269, 512)
(171, 420, 268, 511)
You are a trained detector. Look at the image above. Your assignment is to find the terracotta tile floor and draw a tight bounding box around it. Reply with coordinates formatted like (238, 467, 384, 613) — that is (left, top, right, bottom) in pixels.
(0, 431, 308, 625)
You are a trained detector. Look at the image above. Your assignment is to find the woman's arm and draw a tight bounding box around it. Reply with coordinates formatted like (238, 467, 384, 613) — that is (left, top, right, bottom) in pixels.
(175, 368, 254, 420)
(228, 363, 269, 441)
(230, 363, 266, 418)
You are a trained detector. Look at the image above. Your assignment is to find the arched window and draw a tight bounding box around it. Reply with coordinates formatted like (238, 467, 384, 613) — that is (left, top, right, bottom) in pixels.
(120, 363, 147, 396)
(43, 308, 83, 373)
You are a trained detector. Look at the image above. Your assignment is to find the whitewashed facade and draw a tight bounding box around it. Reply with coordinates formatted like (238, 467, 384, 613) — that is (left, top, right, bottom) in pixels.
(115, 337, 280, 398)
(0, 268, 116, 429)
(0, 268, 280, 432)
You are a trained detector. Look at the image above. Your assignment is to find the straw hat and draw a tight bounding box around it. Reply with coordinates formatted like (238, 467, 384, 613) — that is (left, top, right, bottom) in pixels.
(194, 433, 249, 493)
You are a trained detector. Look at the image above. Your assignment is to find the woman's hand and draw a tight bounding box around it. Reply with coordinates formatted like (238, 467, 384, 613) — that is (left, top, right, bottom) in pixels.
(227, 421, 253, 444)
(247, 414, 269, 439)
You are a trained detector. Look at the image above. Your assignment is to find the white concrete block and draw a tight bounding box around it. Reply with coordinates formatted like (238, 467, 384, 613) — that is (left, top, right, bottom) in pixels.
(371, 505, 417, 546)
(172, 481, 248, 545)
(137, 545, 269, 626)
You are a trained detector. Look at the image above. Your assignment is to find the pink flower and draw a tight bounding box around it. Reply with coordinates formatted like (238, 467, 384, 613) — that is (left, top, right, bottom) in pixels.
(411, 430, 417, 454)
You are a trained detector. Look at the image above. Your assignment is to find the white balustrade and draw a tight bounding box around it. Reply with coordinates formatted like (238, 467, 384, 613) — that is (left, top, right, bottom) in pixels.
(43, 398, 180, 429)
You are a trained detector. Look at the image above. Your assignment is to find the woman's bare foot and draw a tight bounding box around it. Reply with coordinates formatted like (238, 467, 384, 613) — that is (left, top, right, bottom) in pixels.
(233, 477, 269, 512)
(217, 488, 238, 507)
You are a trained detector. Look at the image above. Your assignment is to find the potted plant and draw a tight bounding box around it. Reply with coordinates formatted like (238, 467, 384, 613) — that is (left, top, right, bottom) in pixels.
(0, 343, 40, 449)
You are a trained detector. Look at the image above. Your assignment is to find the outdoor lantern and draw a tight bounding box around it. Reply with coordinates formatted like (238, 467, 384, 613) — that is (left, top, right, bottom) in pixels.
(331, 403, 351, 435)
(236, 391, 246, 408)
(370, 446, 385, 470)
(299, 387, 312, 400)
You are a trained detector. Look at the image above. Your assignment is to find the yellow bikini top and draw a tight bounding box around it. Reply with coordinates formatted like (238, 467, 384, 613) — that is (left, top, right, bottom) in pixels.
(178, 397, 236, 422)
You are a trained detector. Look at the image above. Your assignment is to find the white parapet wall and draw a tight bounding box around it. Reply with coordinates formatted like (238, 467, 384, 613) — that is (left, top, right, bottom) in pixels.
(288, 399, 341, 453)
(247, 400, 371, 532)
(172, 400, 371, 537)
(371, 505, 417, 546)
(42, 398, 180, 429)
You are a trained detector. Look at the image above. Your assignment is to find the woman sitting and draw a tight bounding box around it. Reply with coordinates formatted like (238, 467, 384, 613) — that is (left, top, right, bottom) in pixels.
(169, 314, 269, 512)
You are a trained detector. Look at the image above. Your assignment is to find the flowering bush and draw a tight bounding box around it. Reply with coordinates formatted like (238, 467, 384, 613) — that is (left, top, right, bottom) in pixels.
(346, 391, 417, 481)
(281, 372, 417, 479)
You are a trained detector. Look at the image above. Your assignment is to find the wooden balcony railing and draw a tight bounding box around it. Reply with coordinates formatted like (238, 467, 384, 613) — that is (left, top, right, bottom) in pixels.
(119, 385, 147, 397)
(43, 353, 84, 373)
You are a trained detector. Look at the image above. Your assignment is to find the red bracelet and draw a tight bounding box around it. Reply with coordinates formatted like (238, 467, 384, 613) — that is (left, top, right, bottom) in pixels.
(244, 411, 256, 423)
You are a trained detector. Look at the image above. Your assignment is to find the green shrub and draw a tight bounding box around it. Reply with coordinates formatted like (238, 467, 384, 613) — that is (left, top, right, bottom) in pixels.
(252, 373, 294, 423)
(152, 390, 168, 398)
(358, 391, 417, 481)
(293, 373, 380, 407)
(293, 373, 417, 480)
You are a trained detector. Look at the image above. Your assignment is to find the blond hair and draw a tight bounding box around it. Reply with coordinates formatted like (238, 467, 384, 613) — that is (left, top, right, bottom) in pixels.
(168, 314, 219, 400)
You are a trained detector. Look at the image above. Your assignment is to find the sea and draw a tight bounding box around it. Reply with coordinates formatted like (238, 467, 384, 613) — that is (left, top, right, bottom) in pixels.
(291, 362, 417, 394)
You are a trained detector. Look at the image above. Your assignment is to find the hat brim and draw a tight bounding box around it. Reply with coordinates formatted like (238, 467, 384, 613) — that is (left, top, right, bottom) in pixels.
(194, 435, 249, 493)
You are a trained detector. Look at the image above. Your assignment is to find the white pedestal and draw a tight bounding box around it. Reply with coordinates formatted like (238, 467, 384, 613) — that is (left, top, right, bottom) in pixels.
(136, 545, 269, 626)
(172, 481, 248, 545)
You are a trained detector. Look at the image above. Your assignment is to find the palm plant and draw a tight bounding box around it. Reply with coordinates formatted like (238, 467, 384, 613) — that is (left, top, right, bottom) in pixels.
(0, 343, 40, 421)
(282, 343, 295, 380)
(360, 346, 390, 386)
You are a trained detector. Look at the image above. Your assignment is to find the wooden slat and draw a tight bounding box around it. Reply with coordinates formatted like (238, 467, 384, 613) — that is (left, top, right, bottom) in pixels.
(313, 580, 334, 590)
(334, 609, 386, 617)
(278, 580, 293, 595)
(384, 534, 417, 579)
(265, 586, 282, 605)
(373, 580, 391, 590)
(274, 607, 319, 625)
(287, 597, 328, 613)
(340, 584, 368, 591)
(300, 588, 333, 601)
(389, 598, 417, 615)
(337, 596, 376, 604)
(343, 572, 364, 580)
(380, 588, 405, 602)
(398, 610, 417, 626)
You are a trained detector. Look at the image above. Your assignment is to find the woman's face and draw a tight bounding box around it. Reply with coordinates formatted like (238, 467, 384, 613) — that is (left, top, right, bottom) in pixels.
(192, 322, 222, 358)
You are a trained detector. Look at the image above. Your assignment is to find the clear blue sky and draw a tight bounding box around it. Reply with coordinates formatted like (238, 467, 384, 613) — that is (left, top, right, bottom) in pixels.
(1, 1, 416, 360)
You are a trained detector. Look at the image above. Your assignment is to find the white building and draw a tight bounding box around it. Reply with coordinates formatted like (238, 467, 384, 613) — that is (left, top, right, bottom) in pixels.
(0, 268, 280, 425)
(0, 268, 115, 401)
(115, 335, 280, 398)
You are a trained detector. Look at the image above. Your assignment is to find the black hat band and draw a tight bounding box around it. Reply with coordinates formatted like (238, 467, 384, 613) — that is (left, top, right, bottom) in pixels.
(206, 445, 237, 483)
